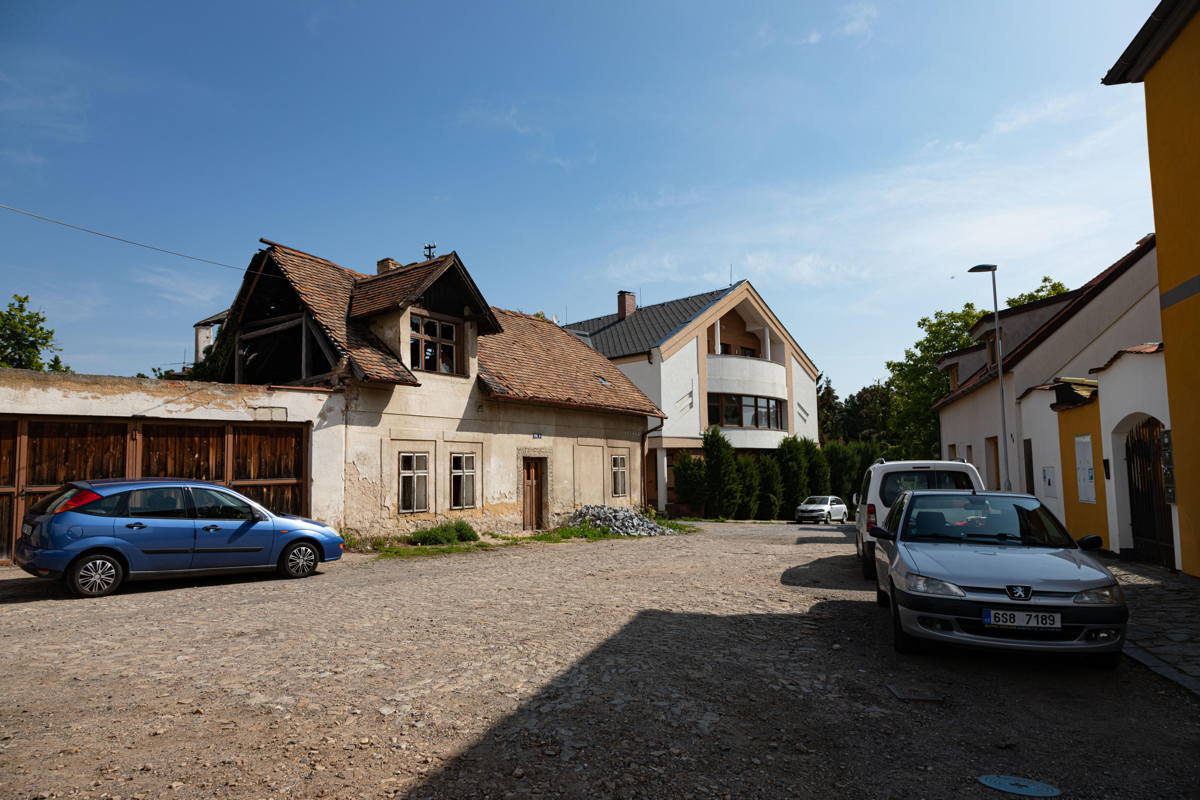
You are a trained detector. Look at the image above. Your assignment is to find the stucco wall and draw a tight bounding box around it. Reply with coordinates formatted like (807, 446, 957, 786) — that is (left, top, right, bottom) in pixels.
(1055, 400, 1109, 547)
(791, 356, 818, 440)
(1145, 12, 1200, 576)
(338, 374, 646, 536)
(0, 369, 346, 526)
(1095, 351, 1179, 562)
(656, 338, 702, 439)
(1018, 389, 1066, 520)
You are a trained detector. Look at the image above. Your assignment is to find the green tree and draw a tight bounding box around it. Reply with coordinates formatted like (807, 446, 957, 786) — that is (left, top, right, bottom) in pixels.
(1006, 276, 1069, 308)
(816, 375, 842, 444)
(756, 456, 783, 520)
(885, 274, 1070, 459)
(776, 435, 809, 515)
(702, 427, 741, 518)
(799, 437, 829, 496)
(0, 295, 71, 372)
(672, 453, 707, 515)
(841, 381, 892, 443)
(735, 455, 759, 520)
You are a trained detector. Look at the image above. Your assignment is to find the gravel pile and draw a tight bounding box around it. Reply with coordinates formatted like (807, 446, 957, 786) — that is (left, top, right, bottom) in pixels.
(567, 505, 671, 536)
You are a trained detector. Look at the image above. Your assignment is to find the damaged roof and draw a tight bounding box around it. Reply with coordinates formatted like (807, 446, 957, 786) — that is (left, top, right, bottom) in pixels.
(478, 309, 665, 418)
(563, 286, 737, 358)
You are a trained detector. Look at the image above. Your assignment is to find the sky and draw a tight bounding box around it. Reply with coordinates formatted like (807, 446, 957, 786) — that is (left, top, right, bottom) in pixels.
(0, 0, 1158, 396)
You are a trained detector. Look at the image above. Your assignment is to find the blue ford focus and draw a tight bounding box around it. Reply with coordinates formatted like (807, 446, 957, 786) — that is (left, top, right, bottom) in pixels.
(14, 479, 344, 597)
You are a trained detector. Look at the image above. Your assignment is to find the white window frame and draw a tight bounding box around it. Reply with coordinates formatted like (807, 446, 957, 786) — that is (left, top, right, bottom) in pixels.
(450, 452, 476, 510)
(611, 454, 628, 498)
(399, 452, 429, 513)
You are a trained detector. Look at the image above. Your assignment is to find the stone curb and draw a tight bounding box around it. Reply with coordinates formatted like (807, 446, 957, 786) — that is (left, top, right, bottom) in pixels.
(1124, 641, 1200, 696)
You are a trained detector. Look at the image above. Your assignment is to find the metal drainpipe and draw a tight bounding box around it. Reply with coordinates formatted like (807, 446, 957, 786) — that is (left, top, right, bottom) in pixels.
(642, 419, 665, 509)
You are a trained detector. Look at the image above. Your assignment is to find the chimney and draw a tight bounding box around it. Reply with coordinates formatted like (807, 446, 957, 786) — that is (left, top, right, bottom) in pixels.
(377, 258, 401, 275)
(617, 290, 636, 320)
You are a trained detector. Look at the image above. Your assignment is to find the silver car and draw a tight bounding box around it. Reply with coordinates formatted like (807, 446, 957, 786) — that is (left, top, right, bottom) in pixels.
(871, 490, 1127, 668)
(795, 496, 848, 524)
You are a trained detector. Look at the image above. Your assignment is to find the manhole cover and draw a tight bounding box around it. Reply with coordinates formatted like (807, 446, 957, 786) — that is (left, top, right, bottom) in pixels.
(977, 775, 1062, 797)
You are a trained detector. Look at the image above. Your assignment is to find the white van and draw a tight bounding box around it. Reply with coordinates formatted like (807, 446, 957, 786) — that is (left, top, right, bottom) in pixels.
(854, 459, 984, 579)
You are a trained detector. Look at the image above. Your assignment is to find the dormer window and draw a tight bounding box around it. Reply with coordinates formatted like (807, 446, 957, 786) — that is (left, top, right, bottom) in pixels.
(410, 312, 462, 374)
(985, 336, 997, 368)
(948, 364, 959, 390)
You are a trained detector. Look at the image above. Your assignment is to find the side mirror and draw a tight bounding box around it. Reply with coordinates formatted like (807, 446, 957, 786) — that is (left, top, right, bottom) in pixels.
(1077, 535, 1103, 551)
(853, 493, 860, 505)
(871, 525, 894, 541)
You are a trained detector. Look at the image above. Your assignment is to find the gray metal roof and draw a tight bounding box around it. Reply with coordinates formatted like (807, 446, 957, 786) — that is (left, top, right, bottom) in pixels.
(563, 284, 739, 358)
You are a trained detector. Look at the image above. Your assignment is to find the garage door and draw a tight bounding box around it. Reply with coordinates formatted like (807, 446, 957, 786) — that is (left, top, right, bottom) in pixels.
(0, 416, 308, 562)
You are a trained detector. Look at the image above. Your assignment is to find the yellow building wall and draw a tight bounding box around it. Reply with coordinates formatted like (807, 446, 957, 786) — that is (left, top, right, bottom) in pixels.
(1144, 12, 1200, 575)
(1056, 400, 1110, 547)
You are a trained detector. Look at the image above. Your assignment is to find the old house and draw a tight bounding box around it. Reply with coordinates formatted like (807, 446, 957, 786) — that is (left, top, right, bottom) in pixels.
(934, 235, 1181, 569)
(563, 283, 819, 511)
(0, 240, 663, 559)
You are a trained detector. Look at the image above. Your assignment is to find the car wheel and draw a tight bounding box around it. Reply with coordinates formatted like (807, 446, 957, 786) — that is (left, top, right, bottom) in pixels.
(278, 541, 319, 579)
(824, 512, 831, 524)
(68, 553, 124, 598)
(841, 512, 848, 523)
(876, 587, 890, 607)
(890, 584, 923, 654)
(1087, 651, 1123, 670)
(860, 542, 876, 580)
(855, 533, 862, 559)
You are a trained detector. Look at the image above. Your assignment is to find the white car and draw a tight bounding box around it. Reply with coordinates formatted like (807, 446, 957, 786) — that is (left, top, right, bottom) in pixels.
(854, 459, 984, 579)
(795, 496, 848, 524)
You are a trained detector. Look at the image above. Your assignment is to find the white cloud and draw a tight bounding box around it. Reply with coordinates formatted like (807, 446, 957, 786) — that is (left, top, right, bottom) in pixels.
(991, 93, 1085, 135)
(0, 71, 90, 142)
(841, 4, 879, 38)
(131, 265, 226, 306)
(0, 147, 46, 166)
(589, 88, 1153, 394)
(459, 101, 545, 137)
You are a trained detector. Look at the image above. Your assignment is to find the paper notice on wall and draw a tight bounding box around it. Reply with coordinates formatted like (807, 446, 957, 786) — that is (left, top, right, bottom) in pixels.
(1075, 434, 1096, 504)
(1042, 466, 1057, 498)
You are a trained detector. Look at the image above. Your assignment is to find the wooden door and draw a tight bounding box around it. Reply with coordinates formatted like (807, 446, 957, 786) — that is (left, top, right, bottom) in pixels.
(1126, 417, 1174, 568)
(522, 458, 544, 530)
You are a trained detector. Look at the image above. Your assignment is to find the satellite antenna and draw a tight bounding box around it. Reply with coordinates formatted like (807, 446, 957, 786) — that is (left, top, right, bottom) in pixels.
(424, 242, 437, 259)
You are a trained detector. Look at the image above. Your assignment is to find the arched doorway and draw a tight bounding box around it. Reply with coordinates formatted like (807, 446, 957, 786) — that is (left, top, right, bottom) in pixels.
(1124, 416, 1175, 568)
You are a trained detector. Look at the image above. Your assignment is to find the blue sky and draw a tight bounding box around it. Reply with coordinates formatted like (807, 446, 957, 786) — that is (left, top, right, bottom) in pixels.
(1, 1, 1156, 395)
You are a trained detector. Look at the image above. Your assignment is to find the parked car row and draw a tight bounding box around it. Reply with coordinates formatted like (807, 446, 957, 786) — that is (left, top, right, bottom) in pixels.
(15, 479, 344, 597)
(839, 459, 1127, 667)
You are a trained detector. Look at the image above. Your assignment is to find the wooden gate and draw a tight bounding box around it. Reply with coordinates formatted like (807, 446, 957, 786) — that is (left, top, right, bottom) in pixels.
(522, 458, 545, 530)
(0, 416, 309, 563)
(1125, 417, 1174, 568)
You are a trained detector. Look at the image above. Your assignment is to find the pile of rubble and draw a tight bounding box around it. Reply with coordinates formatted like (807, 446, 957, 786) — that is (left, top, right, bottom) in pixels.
(567, 505, 672, 536)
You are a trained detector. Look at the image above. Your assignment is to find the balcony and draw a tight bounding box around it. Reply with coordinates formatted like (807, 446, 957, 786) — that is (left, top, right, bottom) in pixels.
(706, 354, 787, 398)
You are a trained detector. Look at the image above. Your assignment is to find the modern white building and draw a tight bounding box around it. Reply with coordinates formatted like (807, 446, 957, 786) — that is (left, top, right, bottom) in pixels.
(565, 282, 819, 511)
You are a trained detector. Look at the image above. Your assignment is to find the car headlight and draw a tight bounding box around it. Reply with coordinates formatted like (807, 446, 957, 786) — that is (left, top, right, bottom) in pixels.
(905, 573, 965, 597)
(1074, 583, 1124, 605)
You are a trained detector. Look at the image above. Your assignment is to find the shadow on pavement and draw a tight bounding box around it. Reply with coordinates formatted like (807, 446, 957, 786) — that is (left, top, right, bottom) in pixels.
(0, 569, 332, 604)
(779, 554, 861, 588)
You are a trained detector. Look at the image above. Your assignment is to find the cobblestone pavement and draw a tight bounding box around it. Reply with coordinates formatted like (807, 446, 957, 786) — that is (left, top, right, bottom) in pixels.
(1, 523, 1198, 800)
(1107, 558, 1200, 694)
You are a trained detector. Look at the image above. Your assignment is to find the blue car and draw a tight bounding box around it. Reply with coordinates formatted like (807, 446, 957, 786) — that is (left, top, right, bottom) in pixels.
(14, 479, 344, 597)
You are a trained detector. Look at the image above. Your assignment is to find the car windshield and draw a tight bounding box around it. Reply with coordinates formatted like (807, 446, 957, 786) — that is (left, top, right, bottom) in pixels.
(802, 496, 827, 505)
(900, 494, 1076, 548)
(879, 470, 973, 507)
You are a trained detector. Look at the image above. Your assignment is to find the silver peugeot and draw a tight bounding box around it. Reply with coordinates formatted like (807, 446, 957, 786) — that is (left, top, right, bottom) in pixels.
(871, 490, 1127, 668)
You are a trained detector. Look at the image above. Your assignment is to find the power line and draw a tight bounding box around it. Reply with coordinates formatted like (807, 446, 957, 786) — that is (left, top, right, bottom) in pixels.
(0, 201, 248, 274)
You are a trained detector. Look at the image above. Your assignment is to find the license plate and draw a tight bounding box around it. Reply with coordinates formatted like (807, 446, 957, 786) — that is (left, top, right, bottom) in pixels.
(983, 609, 1061, 630)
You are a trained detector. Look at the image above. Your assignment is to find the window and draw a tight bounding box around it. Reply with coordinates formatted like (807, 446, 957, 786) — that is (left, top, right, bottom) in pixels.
(948, 364, 959, 390)
(739, 346, 757, 358)
(611, 454, 628, 497)
(450, 453, 476, 509)
(126, 487, 191, 519)
(947, 443, 957, 460)
(399, 453, 429, 512)
(191, 488, 257, 520)
(79, 492, 126, 517)
(409, 313, 460, 374)
(706, 394, 786, 430)
(878, 469, 975, 507)
(720, 343, 732, 355)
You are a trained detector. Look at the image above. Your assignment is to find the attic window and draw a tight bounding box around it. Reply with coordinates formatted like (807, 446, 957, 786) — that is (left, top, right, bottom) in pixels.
(410, 312, 462, 375)
(948, 364, 960, 390)
(597, 375, 613, 387)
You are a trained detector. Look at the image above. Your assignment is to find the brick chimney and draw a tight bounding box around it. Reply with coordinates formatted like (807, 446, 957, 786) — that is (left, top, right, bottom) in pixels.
(376, 258, 401, 275)
(617, 290, 636, 320)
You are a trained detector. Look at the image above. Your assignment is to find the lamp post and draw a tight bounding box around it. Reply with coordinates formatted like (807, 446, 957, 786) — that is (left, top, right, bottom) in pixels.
(969, 264, 1011, 491)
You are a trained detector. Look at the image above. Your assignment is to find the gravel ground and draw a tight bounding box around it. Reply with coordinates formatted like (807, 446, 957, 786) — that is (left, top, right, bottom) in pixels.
(1, 522, 1197, 800)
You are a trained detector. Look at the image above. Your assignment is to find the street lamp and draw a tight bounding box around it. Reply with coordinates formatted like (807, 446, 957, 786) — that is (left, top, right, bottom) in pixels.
(969, 264, 1011, 491)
